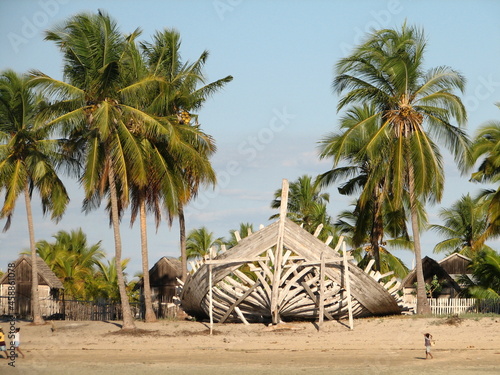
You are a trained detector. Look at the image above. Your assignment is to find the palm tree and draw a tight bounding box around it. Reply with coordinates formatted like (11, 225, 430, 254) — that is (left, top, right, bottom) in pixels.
(460, 249, 500, 299)
(430, 194, 494, 258)
(29, 11, 172, 329)
(186, 226, 224, 261)
(332, 24, 470, 313)
(0, 70, 69, 324)
(225, 222, 255, 248)
(469, 106, 500, 241)
(30, 228, 105, 299)
(93, 257, 131, 302)
(270, 175, 334, 239)
(139, 29, 232, 282)
(335, 207, 410, 279)
(319, 104, 413, 271)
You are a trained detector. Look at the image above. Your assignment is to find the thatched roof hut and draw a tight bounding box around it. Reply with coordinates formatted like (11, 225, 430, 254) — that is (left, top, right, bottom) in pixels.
(136, 257, 182, 303)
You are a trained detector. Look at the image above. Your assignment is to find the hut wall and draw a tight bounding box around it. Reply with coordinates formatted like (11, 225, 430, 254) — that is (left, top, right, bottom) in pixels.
(440, 257, 471, 275)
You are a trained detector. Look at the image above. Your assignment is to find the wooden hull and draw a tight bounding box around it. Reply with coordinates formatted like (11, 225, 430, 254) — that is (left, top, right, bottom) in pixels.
(181, 218, 402, 323)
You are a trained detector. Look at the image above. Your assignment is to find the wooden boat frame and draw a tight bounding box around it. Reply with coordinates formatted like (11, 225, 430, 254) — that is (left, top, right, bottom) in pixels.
(180, 180, 402, 326)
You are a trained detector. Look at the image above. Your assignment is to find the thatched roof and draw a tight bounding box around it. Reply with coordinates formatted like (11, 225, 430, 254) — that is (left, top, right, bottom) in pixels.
(135, 256, 182, 288)
(400, 256, 461, 292)
(0, 255, 64, 289)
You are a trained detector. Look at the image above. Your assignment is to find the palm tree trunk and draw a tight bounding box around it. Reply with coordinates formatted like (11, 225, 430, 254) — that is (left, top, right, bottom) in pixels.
(140, 198, 157, 322)
(179, 204, 188, 282)
(108, 162, 136, 330)
(408, 164, 431, 314)
(371, 189, 383, 271)
(25, 184, 44, 325)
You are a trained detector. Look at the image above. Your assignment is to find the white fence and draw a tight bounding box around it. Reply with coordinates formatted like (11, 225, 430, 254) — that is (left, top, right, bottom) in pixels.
(406, 298, 500, 315)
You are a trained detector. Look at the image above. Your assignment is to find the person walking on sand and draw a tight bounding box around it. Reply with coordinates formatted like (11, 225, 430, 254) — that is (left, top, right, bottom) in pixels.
(0, 327, 7, 359)
(13, 328, 25, 359)
(424, 332, 434, 359)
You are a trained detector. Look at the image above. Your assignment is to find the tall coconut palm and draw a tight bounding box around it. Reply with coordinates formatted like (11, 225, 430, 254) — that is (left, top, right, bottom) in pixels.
(0, 70, 70, 324)
(332, 24, 470, 313)
(430, 194, 494, 258)
(319, 104, 413, 271)
(30, 12, 173, 329)
(139, 29, 231, 282)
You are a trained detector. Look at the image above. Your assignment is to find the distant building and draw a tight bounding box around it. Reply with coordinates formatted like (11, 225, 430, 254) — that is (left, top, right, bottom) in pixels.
(0, 255, 64, 318)
(400, 256, 466, 301)
(438, 253, 473, 286)
(136, 256, 183, 318)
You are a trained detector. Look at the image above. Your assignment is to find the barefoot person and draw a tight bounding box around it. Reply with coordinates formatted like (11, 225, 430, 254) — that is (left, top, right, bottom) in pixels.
(13, 328, 25, 359)
(424, 332, 434, 359)
(0, 327, 7, 359)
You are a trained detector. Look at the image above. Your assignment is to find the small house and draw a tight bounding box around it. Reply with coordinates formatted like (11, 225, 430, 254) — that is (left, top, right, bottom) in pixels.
(400, 256, 462, 302)
(438, 253, 472, 285)
(0, 255, 64, 318)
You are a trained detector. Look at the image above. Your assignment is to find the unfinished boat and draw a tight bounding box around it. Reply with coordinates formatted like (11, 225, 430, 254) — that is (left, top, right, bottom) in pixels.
(180, 180, 403, 324)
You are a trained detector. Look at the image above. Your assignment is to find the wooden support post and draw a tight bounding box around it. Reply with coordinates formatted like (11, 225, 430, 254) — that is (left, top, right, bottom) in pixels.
(343, 242, 354, 330)
(208, 247, 213, 335)
(271, 179, 288, 324)
(318, 251, 326, 329)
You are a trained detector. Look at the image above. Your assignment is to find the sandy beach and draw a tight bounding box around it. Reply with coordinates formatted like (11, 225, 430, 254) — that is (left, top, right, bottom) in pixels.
(1, 315, 499, 375)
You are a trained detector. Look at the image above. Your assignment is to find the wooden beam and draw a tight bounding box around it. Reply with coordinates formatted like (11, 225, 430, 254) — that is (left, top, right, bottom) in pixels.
(271, 179, 288, 324)
(313, 224, 323, 237)
(343, 242, 354, 330)
(208, 249, 213, 335)
(318, 251, 326, 329)
(219, 280, 261, 323)
(234, 306, 249, 325)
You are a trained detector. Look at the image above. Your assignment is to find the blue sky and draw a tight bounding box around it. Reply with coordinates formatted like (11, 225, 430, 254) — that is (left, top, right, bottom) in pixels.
(1, 0, 500, 277)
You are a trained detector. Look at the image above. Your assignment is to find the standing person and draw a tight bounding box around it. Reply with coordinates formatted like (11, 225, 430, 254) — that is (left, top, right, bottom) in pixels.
(13, 328, 25, 359)
(0, 327, 7, 359)
(424, 332, 434, 359)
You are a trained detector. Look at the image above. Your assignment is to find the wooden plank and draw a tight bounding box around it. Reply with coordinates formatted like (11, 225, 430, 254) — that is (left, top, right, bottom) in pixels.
(313, 224, 323, 237)
(234, 306, 249, 325)
(343, 242, 354, 330)
(318, 252, 326, 329)
(219, 280, 261, 323)
(234, 231, 241, 242)
(208, 251, 213, 335)
(325, 236, 333, 246)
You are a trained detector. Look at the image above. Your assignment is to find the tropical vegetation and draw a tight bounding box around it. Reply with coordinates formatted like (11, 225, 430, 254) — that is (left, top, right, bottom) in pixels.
(320, 24, 470, 314)
(2, 13, 500, 325)
(0, 70, 70, 324)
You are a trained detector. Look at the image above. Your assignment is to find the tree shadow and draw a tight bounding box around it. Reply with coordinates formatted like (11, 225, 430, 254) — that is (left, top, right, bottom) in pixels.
(103, 320, 122, 329)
